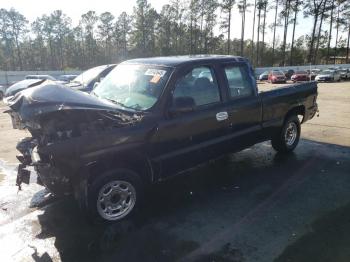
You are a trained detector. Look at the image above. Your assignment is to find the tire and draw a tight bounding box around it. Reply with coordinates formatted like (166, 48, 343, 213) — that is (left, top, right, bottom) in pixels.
(271, 115, 301, 153)
(87, 169, 143, 223)
(0, 91, 3, 101)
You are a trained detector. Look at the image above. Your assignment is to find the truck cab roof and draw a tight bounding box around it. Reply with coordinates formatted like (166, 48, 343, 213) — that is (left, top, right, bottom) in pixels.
(122, 55, 249, 67)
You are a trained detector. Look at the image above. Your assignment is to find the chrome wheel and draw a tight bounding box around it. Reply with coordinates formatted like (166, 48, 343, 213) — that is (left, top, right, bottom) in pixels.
(284, 122, 297, 146)
(97, 180, 136, 221)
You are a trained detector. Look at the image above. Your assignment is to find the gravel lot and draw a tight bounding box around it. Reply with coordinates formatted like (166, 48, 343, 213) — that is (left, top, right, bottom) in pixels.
(0, 81, 349, 262)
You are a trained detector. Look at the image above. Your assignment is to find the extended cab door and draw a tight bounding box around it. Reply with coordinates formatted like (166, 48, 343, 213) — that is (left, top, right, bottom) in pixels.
(151, 64, 230, 179)
(220, 62, 263, 150)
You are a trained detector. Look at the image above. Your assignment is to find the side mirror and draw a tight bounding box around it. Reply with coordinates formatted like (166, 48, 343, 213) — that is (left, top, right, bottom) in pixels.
(93, 82, 99, 89)
(169, 96, 195, 115)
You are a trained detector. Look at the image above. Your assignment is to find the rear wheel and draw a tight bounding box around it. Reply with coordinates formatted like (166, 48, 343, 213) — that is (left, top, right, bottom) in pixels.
(88, 169, 143, 223)
(271, 115, 300, 153)
(0, 91, 3, 101)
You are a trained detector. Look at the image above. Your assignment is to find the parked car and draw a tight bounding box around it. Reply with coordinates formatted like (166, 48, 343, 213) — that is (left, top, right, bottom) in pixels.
(66, 64, 116, 92)
(310, 69, 321, 80)
(57, 74, 78, 83)
(259, 71, 269, 81)
(25, 75, 56, 81)
(4, 79, 46, 98)
(268, 70, 287, 83)
(291, 71, 310, 82)
(0, 85, 5, 100)
(6, 55, 318, 222)
(284, 69, 295, 79)
(339, 69, 350, 79)
(315, 70, 341, 82)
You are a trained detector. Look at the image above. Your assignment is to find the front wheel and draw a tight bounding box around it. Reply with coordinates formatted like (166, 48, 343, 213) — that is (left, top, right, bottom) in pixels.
(88, 169, 143, 223)
(0, 91, 3, 101)
(271, 115, 301, 153)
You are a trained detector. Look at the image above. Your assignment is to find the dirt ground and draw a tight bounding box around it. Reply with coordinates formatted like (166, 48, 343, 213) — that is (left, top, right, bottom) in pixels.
(0, 81, 349, 262)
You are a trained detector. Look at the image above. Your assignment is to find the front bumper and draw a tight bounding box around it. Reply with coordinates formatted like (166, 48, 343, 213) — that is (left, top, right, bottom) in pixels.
(271, 79, 286, 83)
(16, 138, 72, 195)
(316, 77, 332, 82)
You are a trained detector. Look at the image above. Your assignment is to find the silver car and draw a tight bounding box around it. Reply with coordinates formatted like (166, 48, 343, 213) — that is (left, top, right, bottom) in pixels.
(315, 70, 341, 82)
(339, 69, 350, 79)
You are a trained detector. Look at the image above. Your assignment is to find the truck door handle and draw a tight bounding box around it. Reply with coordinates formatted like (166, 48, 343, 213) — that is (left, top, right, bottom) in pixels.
(216, 111, 228, 121)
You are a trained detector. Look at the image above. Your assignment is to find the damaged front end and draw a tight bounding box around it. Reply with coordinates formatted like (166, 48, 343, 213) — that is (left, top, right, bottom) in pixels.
(6, 82, 143, 195)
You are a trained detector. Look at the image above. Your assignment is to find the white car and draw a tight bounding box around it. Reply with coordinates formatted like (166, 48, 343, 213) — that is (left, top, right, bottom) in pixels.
(339, 69, 350, 79)
(315, 70, 341, 82)
(0, 85, 6, 100)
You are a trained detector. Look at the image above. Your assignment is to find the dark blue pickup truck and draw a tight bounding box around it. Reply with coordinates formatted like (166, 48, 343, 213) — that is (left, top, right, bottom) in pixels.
(6, 55, 318, 222)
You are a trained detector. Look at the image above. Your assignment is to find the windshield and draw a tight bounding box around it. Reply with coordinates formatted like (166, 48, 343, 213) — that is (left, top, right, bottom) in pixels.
(321, 70, 333, 74)
(296, 71, 307, 74)
(272, 71, 284, 76)
(73, 65, 109, 86)
(94, 64, 171, 111)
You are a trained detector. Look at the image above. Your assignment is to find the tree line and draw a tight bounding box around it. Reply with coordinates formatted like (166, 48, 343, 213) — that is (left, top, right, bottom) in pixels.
(0, 0, 349, 71)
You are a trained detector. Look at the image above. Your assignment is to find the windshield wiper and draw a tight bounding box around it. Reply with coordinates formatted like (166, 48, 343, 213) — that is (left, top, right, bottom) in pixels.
(104, 98, 136, 110)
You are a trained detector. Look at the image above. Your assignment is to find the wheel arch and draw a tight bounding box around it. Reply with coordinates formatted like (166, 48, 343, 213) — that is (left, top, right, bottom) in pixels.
(86, 150, 154, 187)
(285, 105, 305, 123)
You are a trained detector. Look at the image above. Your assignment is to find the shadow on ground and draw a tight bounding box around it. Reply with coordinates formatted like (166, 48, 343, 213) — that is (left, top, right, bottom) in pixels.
(31, 139, 350, 261)
(275, 202, 350, 262)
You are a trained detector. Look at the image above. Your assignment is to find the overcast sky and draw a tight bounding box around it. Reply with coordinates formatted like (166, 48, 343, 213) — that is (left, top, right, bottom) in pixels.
(2, 0, 339, 46)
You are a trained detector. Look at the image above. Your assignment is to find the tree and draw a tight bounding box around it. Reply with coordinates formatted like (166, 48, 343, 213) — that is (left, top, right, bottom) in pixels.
(98, 12, 115, 62)
(304, 0, 326, 63)
(260, 0, 268, 62)
(115, 12, 132, 58)
(238, 0, 248, 56)
(271, 0, 280, 65)
(326, 0, 335, 63)
(290, 0, 302, 65)
(281, 0, 292, 66)
(256, 0, 265, 65)
(344, 4, 350, 63)
(333, 0, 347, 64)
(313, 0, 328, 64)
(50, 10, 71, 69)
(81, 11, 98, 67)
(221, 0, 235, 54)
(132, 0, 158, 56)
(251, 0, 258, 61)
(0, 8, 28, 70)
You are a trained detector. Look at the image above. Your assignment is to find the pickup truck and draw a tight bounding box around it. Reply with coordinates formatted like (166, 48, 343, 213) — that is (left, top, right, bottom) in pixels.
(5, 55, 318, 222)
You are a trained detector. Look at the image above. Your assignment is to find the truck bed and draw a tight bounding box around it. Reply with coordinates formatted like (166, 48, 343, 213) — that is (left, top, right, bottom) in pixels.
(259, 81, 318, 126)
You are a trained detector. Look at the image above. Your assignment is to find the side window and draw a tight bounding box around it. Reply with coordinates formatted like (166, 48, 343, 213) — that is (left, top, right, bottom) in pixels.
(173, 66, 220, 107)
(224, 65, 254, 98)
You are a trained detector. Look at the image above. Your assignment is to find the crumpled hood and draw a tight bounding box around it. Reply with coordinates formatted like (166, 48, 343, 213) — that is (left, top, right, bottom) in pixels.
(6, 81, 121, 121)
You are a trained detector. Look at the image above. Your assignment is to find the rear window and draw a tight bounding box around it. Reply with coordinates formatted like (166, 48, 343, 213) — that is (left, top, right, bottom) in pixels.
(224, 65, 253, 99)
(296, 71, 307, 74)
(272, 71, 284, 76)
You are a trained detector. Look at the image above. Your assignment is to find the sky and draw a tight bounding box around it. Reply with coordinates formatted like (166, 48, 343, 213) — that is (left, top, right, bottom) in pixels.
(1, 0, 339, 47)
